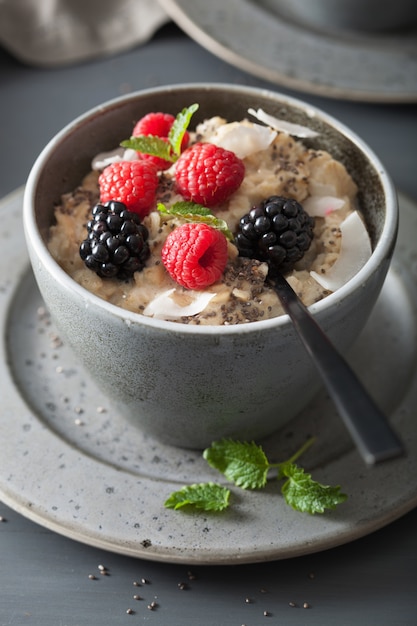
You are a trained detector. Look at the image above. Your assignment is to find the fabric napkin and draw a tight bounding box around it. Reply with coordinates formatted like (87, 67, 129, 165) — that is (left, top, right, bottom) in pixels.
(0, 0, 169, 66)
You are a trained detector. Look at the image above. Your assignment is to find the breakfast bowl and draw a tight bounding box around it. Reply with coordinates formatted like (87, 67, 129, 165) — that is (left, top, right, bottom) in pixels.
(23, 83, 398, 449)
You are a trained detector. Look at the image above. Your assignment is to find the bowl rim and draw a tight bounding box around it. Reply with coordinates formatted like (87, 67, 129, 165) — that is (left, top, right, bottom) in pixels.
(23, 82, 398, 336)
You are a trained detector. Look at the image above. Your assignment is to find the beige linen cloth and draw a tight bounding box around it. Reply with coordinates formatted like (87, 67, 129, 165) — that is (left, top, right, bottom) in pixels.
(0, 0, 169, 66)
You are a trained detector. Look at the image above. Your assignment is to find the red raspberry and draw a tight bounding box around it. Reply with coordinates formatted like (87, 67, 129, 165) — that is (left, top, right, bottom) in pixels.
(175, 142, 245, 207)
(98, 160, 158, 218)
(161, 222, 228, 290)
(132, 111, 190, 171)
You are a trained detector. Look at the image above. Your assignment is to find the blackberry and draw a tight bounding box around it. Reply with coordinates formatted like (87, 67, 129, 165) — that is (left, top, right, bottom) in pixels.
(79, 201, 150, 279)
(235, 196, 315, 272)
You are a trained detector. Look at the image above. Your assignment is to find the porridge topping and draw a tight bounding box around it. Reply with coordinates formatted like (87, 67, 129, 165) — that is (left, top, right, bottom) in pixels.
(132, 110, 191, 171)
(98, 160, 158, 217)
(79, 201, 150, 279)
(161, 222, 229, 291)
(48, 103, 372, 325)
(174, 142, 245, 207)
(235, 196, 315, 273)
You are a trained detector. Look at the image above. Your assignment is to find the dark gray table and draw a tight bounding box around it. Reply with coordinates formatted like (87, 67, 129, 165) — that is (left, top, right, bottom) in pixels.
(1, 22, 416, 626)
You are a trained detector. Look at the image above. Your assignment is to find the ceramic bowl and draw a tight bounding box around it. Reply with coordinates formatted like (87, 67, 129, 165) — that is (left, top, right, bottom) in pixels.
(23, 84, 398, 448)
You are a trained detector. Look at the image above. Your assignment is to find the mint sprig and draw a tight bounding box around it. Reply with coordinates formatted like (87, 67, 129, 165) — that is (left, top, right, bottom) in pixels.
(165, 438, 347, 515)
(157, 201, 234, 241)
(120, 103, 199, 163)
(164, 482, 230, 511)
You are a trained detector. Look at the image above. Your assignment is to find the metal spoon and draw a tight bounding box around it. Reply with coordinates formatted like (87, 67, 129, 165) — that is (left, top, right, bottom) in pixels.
(268, 269, 405, 465)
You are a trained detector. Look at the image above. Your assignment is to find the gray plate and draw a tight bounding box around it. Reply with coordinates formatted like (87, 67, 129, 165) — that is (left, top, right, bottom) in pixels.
(159, 0, 417, 102)
(0, 188, 416, 565)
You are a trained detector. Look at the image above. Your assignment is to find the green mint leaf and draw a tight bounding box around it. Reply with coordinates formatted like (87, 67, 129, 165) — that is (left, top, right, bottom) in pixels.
(120, 135, 174, 162)
(158, 201, 212, 217)
(280, 463, 347, 514)
(164, 482, 230, 511)
(120, 103, 199, 163)
(169, 103, 199, 156)
(203, 439, 270, 489)
(157, 201, 234, 241)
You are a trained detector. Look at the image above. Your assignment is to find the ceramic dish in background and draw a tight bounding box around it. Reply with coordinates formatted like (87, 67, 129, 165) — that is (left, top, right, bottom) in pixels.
(259, 0, 417, 33)
(158, 0, 417, 102)
(23, 83, 397, 449)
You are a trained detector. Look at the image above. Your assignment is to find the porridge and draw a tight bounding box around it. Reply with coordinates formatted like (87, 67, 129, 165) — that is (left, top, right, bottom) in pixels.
(48, 106, 369, 325)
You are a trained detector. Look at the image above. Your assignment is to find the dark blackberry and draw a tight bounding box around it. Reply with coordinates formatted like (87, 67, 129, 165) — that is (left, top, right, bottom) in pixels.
(235, 196, 315, 272)
(79, 201, 150, 279)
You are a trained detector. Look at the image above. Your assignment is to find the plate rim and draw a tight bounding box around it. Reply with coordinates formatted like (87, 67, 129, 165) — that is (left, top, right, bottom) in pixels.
(0, 187, 417, 565)
(158, 0, 417, 103)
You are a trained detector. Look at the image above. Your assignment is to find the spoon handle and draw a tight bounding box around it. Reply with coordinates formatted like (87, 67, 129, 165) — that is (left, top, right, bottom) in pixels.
(270, 271, 405, 465)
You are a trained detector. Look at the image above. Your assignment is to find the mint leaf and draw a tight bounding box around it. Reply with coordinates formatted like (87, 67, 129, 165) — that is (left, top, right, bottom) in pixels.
(169, 103, 199, 156)
(157, 201, 233, 241)
(158, 200, 212, 217)
(280, 463, 347, 514)
(203, 439, 269, 489)
(120, 135, 174, 161)
(120, 103, 199, 162)
(164, 482, 230, 511)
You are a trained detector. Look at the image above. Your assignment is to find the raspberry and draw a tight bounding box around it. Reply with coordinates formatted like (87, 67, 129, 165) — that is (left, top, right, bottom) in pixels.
(161, 222, 228, 290)
(98, 160, 158, 218)
(132, 111, 189, 171)
(175, 142, 245, 207)
(235, 196, 315, 272)
(80, 201, 150, 279)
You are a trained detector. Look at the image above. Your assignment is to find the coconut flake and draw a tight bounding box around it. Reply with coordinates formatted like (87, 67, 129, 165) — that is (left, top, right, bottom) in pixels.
(143, 288, 216, 319)
(207, 122, 276, 158)
(92, 148, 139, 170)
(248, 107, 319, 138)
(310, 211, 372, 292)
(303, 195, 346, 217)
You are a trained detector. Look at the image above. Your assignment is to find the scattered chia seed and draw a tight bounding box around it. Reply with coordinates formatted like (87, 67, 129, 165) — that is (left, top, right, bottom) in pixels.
(187, 571, 197, 580)
(0, 516, 6, 522)
(133, 595, 142, 601)
(50, 334, 63, 348)
(289, 602, 297, 608)
(303, 602, 311, 609)
(133, 581, 141, 587)
(177, 582, 188, 590)
(74, 418, 84, 426)
(126, 608, 134, 615)
(245, 598, 253, 604)
(88, 574, 97, 580)
(141, 578, 150, 584)
(263, 610, 271, 617)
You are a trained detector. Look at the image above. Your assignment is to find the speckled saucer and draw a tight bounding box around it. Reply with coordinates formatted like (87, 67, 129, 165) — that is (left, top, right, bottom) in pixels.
(0, 188, 416, 565)
(159, 0, 417, 102)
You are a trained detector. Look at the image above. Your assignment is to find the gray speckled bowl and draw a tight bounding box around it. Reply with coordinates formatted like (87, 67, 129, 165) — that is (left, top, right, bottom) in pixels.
(23, 84, 398, 448)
